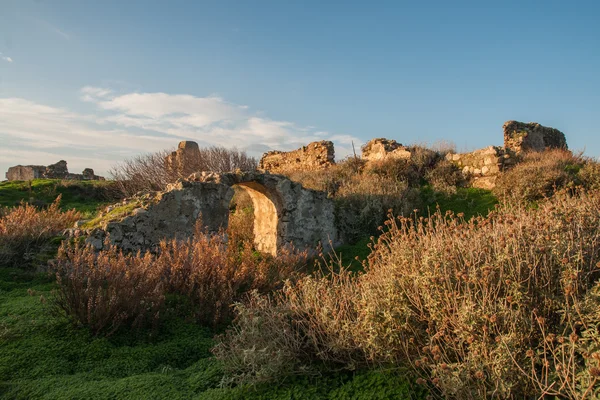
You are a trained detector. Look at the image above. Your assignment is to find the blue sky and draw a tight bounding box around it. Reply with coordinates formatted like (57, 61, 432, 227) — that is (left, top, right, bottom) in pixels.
(1, 0, 599, 176)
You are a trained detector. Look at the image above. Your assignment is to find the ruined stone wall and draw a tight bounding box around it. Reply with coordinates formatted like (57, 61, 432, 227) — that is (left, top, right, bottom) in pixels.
(446, 146, 517, 189)
(5, 160, 104, 181)
(259, 141, 335, 173)
(5, 165, 46, 181)
(361, 138, 411, 161)
(504, 120, 568, 155)
(85, 171, 339, 255)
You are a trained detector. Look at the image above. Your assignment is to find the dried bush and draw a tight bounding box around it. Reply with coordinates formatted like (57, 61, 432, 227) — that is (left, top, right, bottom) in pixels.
(110, 146, 257, 197)
(578, 158, 600, 190)
(425, 158, 465, 194)
(283, 157, 422, 242)
(493, 149, 583, 203)
(52, 225, 307, 335)
(0, 196, 80, 267)
(53, 241, 164, 336)
(215, 190, 600, 398)
(158, 227, 307, 327)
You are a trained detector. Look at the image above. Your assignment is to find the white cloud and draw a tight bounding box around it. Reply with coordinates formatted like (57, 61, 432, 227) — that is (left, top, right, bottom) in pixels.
(0, 87, 361, 177)
(0, 52, 13, 63)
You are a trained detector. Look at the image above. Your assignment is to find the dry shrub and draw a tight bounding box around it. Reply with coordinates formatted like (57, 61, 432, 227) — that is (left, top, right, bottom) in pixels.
(215, 190, 600, 398)
(493, 149, 583, 203)
(425, 159, 465, 194)
(110, 146, 257, 197)
(53, 241, 165, 336)
(158, 228, 307, 326)
(284, 157, 421, 242)
(0, 196, 80, 267)
(578, 158, 600, 190)
(53, 226, 307, 335)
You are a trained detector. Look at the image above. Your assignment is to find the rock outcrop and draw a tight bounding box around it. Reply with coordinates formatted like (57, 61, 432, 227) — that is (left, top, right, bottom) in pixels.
(5, 160, 104, 181)
(85, 171, 339, 256)
(503, 121, 568, 155)
(259, 141, 335, 173)
(361, 138, 411, 161)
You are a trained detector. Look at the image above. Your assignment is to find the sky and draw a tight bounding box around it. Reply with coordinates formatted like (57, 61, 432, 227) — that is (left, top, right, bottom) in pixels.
(1, 0, 599, 177)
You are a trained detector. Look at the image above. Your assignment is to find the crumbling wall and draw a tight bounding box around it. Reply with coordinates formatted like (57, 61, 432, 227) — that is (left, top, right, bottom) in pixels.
(446, 146, 517, 190)
(504, 120, 568, 155)
(5, 160, 104, 181)
(85, 171, 339, 255)
(361, 138, 411, 161)
(5, 165, 46, 181)
(259, 141, 335, 173)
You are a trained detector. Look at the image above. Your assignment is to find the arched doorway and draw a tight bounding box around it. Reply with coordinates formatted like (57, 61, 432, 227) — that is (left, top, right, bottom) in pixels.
(229, 182, 281, 255)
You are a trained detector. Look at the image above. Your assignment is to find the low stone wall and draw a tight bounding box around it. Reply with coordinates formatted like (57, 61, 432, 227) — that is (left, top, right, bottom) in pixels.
(6, 160, 104, 181)
(446, 146, 517, 190)
(259, 141, 335, 173)
(504, 120, 568, 155)
(361, 138, 411, 161)
(85, 171, 339, 256)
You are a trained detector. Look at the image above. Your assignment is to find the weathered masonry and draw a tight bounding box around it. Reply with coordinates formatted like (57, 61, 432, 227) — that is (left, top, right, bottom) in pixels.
(87, 171, 338, 256)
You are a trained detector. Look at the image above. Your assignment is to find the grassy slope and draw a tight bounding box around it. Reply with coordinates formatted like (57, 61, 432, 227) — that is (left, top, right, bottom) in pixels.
(421, 186, 498, 220)
(0, 268, 423, 400)
(0, 179, 117, 217)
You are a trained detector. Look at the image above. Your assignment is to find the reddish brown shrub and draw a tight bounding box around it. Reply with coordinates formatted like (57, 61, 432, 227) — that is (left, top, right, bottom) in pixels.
(53, 225, 307, 335)
(0, 196, 80, 267)
(53, 241, 165, 336)
(158, 229, 307, 327)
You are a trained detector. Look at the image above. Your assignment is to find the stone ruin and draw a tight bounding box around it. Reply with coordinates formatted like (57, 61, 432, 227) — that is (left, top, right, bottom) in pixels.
(503, 120, 568, 155)
(361, 138, 411, 161)
(259, 140, 335, 173)
(5, 160, 104, 181)
(74, 119, 568, 257)
(165, 141, 202, 177)
(85, 171, 338, 256)
(444, 121, 568, 189)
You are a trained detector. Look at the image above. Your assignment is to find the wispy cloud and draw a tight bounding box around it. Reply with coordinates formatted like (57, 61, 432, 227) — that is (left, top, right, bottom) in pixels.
(0, 52, 13, 63)
(33, 18, 71, 40)
(0, 87, 361, 177)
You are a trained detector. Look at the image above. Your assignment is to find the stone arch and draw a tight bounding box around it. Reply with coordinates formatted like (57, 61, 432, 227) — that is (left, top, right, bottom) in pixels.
(89, 171, 339, 256)
(231, 181, 282, 255)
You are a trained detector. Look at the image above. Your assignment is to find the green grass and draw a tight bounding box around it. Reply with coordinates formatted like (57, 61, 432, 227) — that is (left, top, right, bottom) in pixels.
(421, 186, 498, 220)
(0, 267, 424, 400)
(81, 200, 143, 230)
(0, 179, 118, 218)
